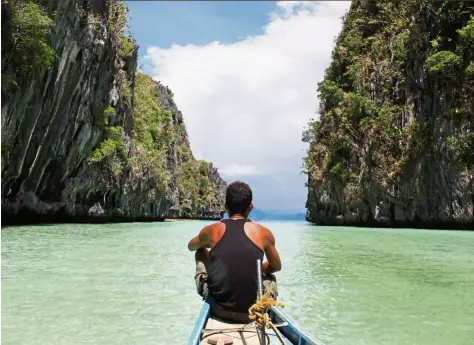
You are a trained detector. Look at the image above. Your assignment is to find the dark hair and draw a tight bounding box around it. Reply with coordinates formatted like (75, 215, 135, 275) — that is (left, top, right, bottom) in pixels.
(225, 181, 252, 216)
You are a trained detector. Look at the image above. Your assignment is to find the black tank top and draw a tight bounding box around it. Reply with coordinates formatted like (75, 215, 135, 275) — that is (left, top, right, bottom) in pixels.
(206, 219, 264, 313)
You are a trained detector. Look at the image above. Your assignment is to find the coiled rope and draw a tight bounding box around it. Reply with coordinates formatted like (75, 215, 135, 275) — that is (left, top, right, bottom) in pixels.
(248, 287, 285, 345)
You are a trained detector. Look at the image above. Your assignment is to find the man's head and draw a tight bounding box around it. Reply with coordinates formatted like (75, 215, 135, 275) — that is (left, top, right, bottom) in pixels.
(225, 181, 253, 217)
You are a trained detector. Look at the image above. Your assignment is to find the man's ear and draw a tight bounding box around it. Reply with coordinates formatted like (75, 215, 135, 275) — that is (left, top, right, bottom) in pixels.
(249, 203, 254, 212)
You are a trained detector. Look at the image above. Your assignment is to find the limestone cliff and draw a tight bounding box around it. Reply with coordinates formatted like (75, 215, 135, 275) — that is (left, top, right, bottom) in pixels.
(1, 0, 226, 224)
(303, 0, 474, 229)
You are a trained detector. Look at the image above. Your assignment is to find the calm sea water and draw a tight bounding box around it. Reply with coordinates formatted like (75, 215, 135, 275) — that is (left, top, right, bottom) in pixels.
(2, 221, 473, 345)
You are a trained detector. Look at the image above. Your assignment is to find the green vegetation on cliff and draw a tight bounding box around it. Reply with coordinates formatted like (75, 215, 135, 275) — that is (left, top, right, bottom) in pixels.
(130, 73, 173, 191)
(86, 69, 223, 216)
(1, 0, 55, 80)
(107, 0, 134, 56)
(303, 0, 473, 227)
(88, 72, 173, 191)
(86, 67, 224, 218)
(176, 147, 221, 217)
(85, 1, 176, 194)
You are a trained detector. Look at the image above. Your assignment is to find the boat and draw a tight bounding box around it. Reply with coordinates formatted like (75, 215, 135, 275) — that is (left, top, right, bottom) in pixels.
(187, 301, 324, 345)
(188, 260, 325, 345)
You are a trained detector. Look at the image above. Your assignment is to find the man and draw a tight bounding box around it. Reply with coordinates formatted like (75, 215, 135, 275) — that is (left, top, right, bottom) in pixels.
(187, 181, 282, 323)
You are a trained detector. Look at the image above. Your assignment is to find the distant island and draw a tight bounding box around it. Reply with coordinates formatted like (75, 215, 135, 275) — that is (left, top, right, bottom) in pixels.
(222, 208, 306, 221)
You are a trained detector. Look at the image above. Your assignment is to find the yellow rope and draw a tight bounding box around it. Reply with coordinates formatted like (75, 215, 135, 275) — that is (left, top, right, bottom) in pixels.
(248, 287, 285, 345)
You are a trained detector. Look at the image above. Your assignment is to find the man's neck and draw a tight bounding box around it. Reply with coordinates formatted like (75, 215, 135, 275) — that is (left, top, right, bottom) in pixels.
(229, 213, 247, 220)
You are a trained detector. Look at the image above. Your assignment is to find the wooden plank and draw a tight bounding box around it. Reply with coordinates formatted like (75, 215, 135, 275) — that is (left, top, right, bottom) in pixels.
(201, 317, 293, 345)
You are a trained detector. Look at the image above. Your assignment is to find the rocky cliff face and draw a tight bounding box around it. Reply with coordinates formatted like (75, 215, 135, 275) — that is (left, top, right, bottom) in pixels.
(153, 81, 227, 220)
(303, 0, 474, 229)
(1, 0, 226, 224)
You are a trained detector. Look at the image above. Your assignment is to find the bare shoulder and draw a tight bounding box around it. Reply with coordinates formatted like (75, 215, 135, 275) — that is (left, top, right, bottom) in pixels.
(201, 221, 224, 233)
(251, 222, 275, 242)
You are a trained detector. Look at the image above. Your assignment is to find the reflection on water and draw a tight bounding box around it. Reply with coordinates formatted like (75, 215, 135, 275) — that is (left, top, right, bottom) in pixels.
(2, 221, 474, 345)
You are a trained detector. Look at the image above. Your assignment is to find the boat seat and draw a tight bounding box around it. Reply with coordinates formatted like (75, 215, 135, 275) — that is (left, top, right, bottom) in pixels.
(207, 335, 233, 344)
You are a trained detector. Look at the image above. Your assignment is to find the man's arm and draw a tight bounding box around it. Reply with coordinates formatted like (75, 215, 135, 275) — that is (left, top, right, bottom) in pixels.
(262, 228, 282, 274)
(187, 226, 211, 252)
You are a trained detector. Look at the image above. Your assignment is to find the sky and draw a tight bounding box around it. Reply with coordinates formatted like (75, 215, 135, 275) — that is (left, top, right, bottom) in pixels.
(126, 1, 351, 212)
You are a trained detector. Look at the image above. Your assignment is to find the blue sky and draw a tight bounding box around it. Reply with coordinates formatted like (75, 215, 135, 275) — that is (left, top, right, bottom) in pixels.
(127, 1, 277, 54)
(126, 1, 350, 212)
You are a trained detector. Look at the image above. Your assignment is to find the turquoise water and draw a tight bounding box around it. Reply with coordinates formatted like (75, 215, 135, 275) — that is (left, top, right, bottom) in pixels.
(2, 221, 473, 344)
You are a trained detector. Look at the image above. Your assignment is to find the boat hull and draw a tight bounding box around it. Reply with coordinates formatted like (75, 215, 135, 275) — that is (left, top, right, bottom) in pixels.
(269, 306, 323, 345)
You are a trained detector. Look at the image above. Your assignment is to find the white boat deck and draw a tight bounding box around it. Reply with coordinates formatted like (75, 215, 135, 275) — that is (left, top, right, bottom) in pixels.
(200, 317, 292, 345)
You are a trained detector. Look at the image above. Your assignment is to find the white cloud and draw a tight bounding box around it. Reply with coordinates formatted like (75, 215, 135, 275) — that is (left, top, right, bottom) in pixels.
(144, 1, 350, 209)
(219, 164, 266, 177)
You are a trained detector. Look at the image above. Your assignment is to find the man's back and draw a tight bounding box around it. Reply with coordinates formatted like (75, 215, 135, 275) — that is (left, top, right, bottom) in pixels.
(206, 219, 263, 313)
